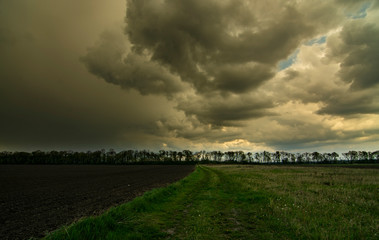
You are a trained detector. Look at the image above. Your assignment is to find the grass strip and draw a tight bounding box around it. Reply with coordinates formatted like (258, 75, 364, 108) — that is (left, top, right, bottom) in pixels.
(43, 165, 379, 240)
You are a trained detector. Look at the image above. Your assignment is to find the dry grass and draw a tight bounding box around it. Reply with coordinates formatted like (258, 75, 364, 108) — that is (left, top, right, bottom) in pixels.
(212, 165, 379, 239)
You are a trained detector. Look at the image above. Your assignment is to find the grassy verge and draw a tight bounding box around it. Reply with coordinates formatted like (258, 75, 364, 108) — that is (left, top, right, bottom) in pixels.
(44, 165, 378, 239)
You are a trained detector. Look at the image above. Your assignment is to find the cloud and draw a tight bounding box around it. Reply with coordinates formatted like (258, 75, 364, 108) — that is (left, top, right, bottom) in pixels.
(81, 28, 186, 97)
(328, 20, 379, 89)
(177, 93, 275, 127)
(110, 0, 354, 96)
(0, 0, 181, 151)
(1, 0, 379, 153)
(82, 0, 360, 125)
(239, 101, 379, 152)
(315, 6, 379, 116)
(212, 63, 274, 93)
(317, 88, 379, 116)
(264, 29, 379, 117)
(78, 0, 379, 152)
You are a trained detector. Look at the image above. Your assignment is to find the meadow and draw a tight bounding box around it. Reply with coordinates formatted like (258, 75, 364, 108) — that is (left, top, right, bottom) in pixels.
(43, 165, 378, 239)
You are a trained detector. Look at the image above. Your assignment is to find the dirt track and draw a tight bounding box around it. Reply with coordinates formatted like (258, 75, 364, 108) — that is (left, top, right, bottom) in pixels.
(0, 165, 195, 240)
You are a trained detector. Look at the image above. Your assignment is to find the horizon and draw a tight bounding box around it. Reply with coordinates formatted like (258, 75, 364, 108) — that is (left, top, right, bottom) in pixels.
(1, 148, 378, 157)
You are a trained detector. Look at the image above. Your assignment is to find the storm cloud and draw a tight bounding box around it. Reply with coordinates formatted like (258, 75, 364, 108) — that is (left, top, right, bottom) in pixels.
(177, 94, 275, 126)
(331, 20, 379, 89)
(82, 0, 370, 125)
(1, 0, 379, 152)
(81, 29, 185, 96)
(119, 0, 346, 94)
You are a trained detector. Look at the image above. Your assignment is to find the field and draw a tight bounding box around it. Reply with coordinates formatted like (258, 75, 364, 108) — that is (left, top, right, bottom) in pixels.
(0, 165, 195, 240)
(43, 164, 378, 239)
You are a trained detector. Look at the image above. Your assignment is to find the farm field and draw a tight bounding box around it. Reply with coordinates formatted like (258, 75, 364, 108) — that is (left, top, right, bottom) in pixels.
(0, 165, 195, 240)
(44, 164, 378, 239)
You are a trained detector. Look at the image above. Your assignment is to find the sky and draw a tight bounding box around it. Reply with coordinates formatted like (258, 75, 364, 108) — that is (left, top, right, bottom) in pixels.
(1, 0, 379, 153)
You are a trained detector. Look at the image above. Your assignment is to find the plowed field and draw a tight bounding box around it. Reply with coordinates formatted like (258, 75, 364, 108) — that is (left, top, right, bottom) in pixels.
(0, 165, 195, 240)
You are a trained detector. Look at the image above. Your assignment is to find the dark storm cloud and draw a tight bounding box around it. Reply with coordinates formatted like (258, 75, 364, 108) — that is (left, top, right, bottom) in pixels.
(270, 127, 379, 152)
(0, 66, 162, 150)
(0, 79, 113, 149)
(213, 63, 274, 93)
(335, 20, 379, 89)
(0, 27, 15, 45)
(80, 0, 379, 133)
(80, 0, 356, 127)
(316, 15, 379, 116)
(213, 6, 313, 65)
(81, 29, 185, 97)
(317, 90, 379, 116)
(0, 0, 177, 151)
(124, 0, 319, 94)
(177, 95, 275, 126)
(153, 116, 242, 142)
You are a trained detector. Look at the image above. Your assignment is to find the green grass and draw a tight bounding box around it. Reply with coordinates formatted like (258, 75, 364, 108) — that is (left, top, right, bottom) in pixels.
(43, 165, 379, 240)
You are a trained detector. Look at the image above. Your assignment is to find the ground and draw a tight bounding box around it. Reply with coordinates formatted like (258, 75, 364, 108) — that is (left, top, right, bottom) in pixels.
(0, 165, 194, 240)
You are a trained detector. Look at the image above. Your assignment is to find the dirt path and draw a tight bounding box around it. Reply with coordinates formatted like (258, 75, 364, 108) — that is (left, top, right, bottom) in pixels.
(0, 165, 195, 240)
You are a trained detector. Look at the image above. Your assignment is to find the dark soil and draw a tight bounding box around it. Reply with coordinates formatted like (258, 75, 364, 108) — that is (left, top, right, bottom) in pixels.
(0, 165, 195, 240)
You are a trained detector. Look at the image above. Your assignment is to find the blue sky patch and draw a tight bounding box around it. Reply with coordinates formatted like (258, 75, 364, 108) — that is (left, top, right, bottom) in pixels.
(348, 2, 371, 19)
(278, 49, 300, 71)
(305, 35, 326, 46)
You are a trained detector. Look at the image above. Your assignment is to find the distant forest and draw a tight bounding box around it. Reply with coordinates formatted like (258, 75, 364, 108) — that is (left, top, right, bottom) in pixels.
(0, 149, 378, 165)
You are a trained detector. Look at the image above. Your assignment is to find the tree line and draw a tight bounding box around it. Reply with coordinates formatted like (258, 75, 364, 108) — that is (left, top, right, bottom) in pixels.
(0, 149, 378, 165)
